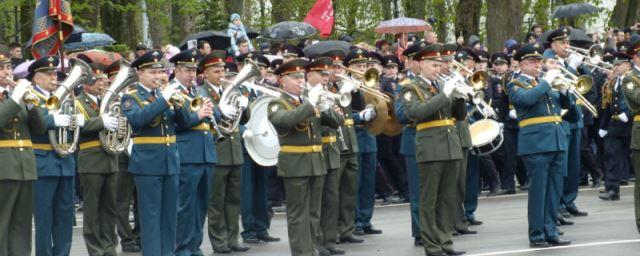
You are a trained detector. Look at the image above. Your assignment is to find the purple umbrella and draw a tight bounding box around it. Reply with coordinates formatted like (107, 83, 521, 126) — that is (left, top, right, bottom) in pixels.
(374, 18, 432, 34)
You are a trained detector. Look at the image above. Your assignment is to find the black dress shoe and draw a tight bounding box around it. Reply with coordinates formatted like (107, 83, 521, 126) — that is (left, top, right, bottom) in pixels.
(519, 183, 529, 191)
(213, 247, 232, 253)
(414, 237, 424, 246)
(229, 245, 250, 252)
(318, 246, 331, 256)
(591, 180, 602, 188)
(353, 228, 365, 235)
(558, 230, 564, 236)
(559, 209, 571, 218)
(621, 180, 629, 186)
(121, 243, 141, 252)
(338, 235, 364, 243)
(467, 219, 483, 226)
(579, 180, 589, 186)
(257, 234, 281, 242)
(243, 237, 261, 243)
(599, 191, 620, 201)
(443, 249, 466, 255)
(547, 238, 571, 246)
(557, 216, 574, 226)
(427, 251, 448, 256)
(486, 190, 499, 197)
(456, 229, 477, 235)
(495, 189, 516, 195)
(363, 226, 383, 234)
(529, 240, 550, 248)
(326, 245, 345, 255)
(567, 208, 588, 217)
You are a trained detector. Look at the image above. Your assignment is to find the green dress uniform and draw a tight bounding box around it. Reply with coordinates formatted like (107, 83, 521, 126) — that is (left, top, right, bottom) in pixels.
(0, 83, 46, 256)
(268, 58, 340, 256)
(202, 50, 249, 252)
(76, 89, 119, 256)
(621, 51, 640, 234)
(400, 43, 464, 256)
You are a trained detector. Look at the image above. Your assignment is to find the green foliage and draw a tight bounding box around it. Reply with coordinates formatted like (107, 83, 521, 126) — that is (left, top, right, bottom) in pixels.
(103, 43, 130, 54)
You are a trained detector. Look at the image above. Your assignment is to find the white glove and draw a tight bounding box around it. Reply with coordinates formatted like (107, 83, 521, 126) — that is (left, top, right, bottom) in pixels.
(308, 85, 323, 107)
(237, 96, 249, 109)
(509, 109, 517, 119)
(482, 106, 496, 117)
(443, 78, 457, 98)
(618, 113, 629, 123)
(220, 102, 238, 118)
(359, 106, 377, 122)
(75, 114, 85, 128)
(498, 122, 505, 131)
(10, 81, 29, 104)
(242, 129, 254, 140)
(53, 114, 71, 127)
(102, 115, 118, 131)
(567, 53, 584, 70)
(340, 81, 356, 93)
(161, 85, 178, 100)
(598, 129, 608, 138)
(542, 69, 562, 85)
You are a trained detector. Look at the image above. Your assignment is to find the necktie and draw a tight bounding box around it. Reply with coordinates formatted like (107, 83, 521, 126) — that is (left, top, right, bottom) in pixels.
(615, 77, 622, 92)
(151, 90, 157, 99)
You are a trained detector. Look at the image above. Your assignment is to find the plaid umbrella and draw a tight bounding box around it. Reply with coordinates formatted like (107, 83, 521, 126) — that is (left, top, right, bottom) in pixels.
(374, 17, 432, 34)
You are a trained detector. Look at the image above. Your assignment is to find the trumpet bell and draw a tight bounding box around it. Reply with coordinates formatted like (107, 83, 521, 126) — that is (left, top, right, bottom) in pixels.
(575, 75, 593, 95)
(470, 71, 489, 90)
(363, 68, 380, 88)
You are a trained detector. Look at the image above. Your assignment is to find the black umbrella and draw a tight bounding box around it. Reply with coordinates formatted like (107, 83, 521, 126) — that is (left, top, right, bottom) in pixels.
(552, 3, 599, 19)
(541, 27, 593, 49)
(245, 27, 259, 39)
(178, 30, 231, 51)
(303, 40, 352, 57)
(262, 21, 317, 41)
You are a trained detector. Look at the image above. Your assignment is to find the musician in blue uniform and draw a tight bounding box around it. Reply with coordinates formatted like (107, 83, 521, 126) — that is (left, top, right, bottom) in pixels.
(545, 27, 591, 218)
(30, 56, 82, 256)
(121, 50, 191, 256)
(507, 43, 575, 248)
(348, 48, 383, 236)
(598, 49, 633, 201)
(169, 49, 219, 256)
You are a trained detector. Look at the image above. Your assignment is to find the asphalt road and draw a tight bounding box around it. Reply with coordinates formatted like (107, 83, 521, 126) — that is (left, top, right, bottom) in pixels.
(56, 185, 640, 256)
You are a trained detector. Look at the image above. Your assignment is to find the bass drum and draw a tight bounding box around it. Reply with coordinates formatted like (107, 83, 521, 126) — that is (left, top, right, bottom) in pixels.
(244, 95, 280, 166)
(469, 119, 503, 156)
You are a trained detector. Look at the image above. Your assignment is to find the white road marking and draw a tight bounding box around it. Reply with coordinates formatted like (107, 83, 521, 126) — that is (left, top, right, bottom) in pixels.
(466, 239, 640, 256)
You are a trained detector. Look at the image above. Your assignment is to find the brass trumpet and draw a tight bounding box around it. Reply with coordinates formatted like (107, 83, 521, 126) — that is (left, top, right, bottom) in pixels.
(545, 66, 599, 117)
(336, 67, 391, 102)
(153, 80, 191, 109)
(4, 77, 40, 105)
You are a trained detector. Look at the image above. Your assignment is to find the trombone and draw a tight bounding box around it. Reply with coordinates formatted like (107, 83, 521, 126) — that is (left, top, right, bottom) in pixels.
(437, 72, 496, 118)
(565, 45, 613, 72)
(450, 60, 490, 91)
(337, 67, 391, 102)
(547, 66, 599, 117)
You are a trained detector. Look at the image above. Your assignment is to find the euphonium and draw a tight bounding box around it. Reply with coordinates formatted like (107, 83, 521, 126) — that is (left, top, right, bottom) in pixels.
(217, 59, 262, 134)
(47, 58, 94, 157)
(99, 61, 135, 155)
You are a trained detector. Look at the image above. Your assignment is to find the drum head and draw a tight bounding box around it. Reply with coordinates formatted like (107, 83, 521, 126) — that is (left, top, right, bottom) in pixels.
(244, 95, 280, 166)
(469, 119, 500, 147)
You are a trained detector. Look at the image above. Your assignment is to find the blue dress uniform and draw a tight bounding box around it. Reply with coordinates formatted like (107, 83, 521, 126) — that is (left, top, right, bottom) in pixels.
(121, 50, 191, 256)
(170, 49, 218, 256)
(507, 43, 575, 246)
(600, 51, 634, 200)
(350, 49, 381, 233)
(29, 56, 76, 256)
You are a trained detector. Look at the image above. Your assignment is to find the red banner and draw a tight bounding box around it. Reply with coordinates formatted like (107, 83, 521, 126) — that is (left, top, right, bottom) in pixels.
(31, 0, 74, 58)
(304, 0, 334, 38)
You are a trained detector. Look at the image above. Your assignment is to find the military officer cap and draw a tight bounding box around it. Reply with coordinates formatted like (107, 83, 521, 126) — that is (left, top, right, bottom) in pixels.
(197, 50, 227, 74)
(105, 61, 121, 78)
(548, 27, 571, 43)
(627, 34, 640, 56)
(169, 49, 198, 69)
(612, 51, 631, 64)
(224, 61, 239, 76)
(475, 50, 490, 63)
(513, 42, 544, 62)
(490, 52, 510, 65)
(507, 43, 521, 57)
(249, 53, 270, 68)
(90, 63, 107, 79)
(320, 50, 346, 66)
(131, 50, 164, 70)
(602, 47, 616, 64)
(367, 51, 385, 65)
(440, 43, 458, 61)
(344, 48, 369, 66)
(269, 59, 284, 74)
(274, 58, 309, 78)
(235, 52, 251, 63)
(282, 44, 304, 58)
(402, 41, 426, 58)
(383, 55, 400, 67)
(307, 57, 332, 75)
(28, 55, 59, 80)
(413, 43, 444, 61)
(542, 48, 557, 60)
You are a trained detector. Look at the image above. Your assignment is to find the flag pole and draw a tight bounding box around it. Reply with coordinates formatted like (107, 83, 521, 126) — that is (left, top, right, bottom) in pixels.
(57, 15, 65, 73)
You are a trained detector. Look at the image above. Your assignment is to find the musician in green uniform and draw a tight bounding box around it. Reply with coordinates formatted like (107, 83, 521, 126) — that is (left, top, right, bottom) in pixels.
(200, 50, 251, 253)
(401, 43, 466, 256)
(621, 34, 640, 234)
(268, 58, 340, 256)
(0, 53, 46, 256)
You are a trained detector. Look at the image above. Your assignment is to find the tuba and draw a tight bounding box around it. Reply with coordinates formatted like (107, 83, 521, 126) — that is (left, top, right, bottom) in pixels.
(46, 58, 93, 157)
(217, 59, 262, 134)
(99, 61, 135, 155)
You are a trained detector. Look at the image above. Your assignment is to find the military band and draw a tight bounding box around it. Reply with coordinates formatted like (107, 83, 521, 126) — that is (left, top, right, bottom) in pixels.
(3, 24, 640, 256)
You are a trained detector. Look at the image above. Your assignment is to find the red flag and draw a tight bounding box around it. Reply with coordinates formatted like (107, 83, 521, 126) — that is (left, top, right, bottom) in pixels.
(304, 0, 334, 38)
(31, 0, 74, 58)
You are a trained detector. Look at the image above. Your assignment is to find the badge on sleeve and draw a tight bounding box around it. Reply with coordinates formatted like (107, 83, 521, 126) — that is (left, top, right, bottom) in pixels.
(270, 104, 279, 112)
(403, 91, 412, 101)
(122, 98, 135, 111)
(627, 82, 635, 90)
